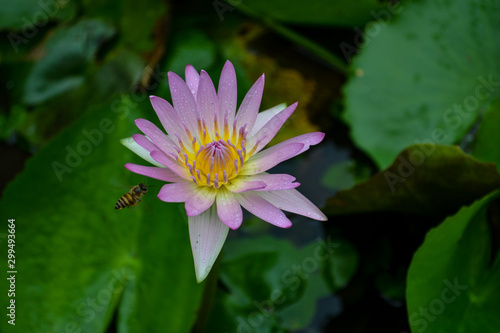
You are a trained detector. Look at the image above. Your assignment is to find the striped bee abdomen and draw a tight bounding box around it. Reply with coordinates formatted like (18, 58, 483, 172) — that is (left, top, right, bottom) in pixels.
(115, 193, 137, 209)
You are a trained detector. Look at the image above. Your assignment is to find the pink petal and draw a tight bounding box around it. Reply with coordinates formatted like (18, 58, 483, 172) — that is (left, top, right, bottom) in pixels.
(150, 150, 190, 180)
(185, 65, 200, 100)
(235, 192, 292, 228)
(250, 103, 286, 137)
(168, 71, 199, 134)
(240, 173, 300, 191)
(132, 134, 158, 153)
(239, 142, 304, 175)
(235, 74, 265, 134)
(185, 186, 217, 217)
(225, 179, 267, 193)
(197, 70, 219, 138)
(158, 181, 197, 202)
(124, 163, 185, 182)
(277, 132, 325, 155)
(241, 132, 324, 175)
(149, 96, 191, 146)
(257, 189, 327, 221)
(218, 60, 237, 134)
(216, 187, 243, 229)
(247, 102, 297, 155)
(189, 206, 229, 282)
(135, 119, 177, 155)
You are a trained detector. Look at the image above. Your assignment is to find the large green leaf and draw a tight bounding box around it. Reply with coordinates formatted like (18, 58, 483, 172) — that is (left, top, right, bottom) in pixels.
(406, 190, 500, 332)
(81, 0, 168, 54)
(22, 19, 116, 105)
(206, 236, 356, 332)
(0, 95, 203, 332)
(0, 0, 76, 30)
(472, 96, 500, 171)
(230, 0, 386, 27)
(325, 144, 500, 217)
(343, 0, 500, 169)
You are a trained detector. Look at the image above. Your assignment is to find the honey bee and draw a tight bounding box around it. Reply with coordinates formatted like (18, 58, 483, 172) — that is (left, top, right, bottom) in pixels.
(115, 183, 148, 210)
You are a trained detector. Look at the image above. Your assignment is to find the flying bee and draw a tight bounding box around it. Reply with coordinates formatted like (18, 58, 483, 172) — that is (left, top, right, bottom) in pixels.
(115, 183, 148, 210)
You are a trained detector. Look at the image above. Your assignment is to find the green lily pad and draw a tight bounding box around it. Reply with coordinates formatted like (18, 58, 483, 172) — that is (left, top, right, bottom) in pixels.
(0, 95, 203, 333)
(81, 0, 168, 54)
(232, 0, 386, 27)
(343, 0, 500, 169)
(472, 96, 500, 171)
(0, 105, 27, 140)
(22, 19, 116, 105)
(406, 190, 500, 332)
(324, 144, 500, 217)
(0, 0, 76, 30)
(206, 236, 356, 332)
(322, 159, 372, 191)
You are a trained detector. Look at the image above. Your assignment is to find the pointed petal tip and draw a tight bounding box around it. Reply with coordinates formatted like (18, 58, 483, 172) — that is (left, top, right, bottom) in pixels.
(306, 209, 328, 221)
(167, 71, 181, 82)
(221, 60, 236, 76)
(134, 118, 147, 127)
(119, 137, 132, 145)
(199, 70, 213, 83)
(195, 274, 207, 283)
(195, 264, 213, 283)
(149, 95, 167, 105)
(315, 211, 328, 221)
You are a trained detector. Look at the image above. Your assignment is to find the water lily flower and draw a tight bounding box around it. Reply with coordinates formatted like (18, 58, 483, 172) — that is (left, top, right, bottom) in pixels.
(122, 60, 327, 282)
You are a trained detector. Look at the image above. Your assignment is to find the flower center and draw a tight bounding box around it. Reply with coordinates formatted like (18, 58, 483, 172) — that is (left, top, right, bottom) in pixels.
(169, 108, 252, 188)
(189, 139, 241, 187)
(177, 135, 248, 188)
